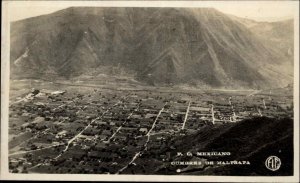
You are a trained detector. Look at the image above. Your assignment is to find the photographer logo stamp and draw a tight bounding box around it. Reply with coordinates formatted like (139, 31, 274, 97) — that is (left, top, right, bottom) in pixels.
(265, 156, 281, 171)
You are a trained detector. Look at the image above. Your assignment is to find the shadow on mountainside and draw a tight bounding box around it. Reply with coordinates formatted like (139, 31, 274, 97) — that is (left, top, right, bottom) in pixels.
(156, 117, 293, 176)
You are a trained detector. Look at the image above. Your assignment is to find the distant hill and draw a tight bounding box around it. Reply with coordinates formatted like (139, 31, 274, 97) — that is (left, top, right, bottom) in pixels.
(11, 7, 293, 89)
(156, 117, 293, 175)
(231, 15, 294, 65)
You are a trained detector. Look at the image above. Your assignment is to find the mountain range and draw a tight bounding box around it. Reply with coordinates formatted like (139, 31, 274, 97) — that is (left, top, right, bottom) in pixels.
(10, 7, 294, 89)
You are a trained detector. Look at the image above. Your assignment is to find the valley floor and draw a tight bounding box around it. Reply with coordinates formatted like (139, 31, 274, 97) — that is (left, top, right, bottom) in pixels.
(7, 79, 294, 175)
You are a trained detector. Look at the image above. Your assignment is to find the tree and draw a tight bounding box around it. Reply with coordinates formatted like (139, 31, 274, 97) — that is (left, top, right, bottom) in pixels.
(22, 167, 28, 173)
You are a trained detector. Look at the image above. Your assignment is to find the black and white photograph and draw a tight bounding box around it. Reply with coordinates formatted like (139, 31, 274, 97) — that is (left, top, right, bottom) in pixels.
(1, 0, 299, 182)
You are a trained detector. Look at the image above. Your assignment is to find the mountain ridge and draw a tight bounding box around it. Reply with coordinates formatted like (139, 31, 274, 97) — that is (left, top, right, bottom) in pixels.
(10, 7, 294, 89)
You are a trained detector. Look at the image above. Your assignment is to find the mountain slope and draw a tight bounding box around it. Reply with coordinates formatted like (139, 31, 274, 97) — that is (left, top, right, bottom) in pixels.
(230, 16, 294, 64)
(156, 117, 293, 175)
(10, 7, 293, 89)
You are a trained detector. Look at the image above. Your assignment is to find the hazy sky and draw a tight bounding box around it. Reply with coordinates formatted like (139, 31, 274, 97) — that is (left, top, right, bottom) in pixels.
(5, 1, 298, 22)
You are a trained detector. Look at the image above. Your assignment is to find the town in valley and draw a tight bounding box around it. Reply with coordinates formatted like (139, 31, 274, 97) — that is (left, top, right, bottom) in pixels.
(8, 80, 293, 174)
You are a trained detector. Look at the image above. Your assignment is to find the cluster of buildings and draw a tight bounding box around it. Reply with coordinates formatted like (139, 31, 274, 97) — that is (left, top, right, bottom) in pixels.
(8, 88, 293, 174)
